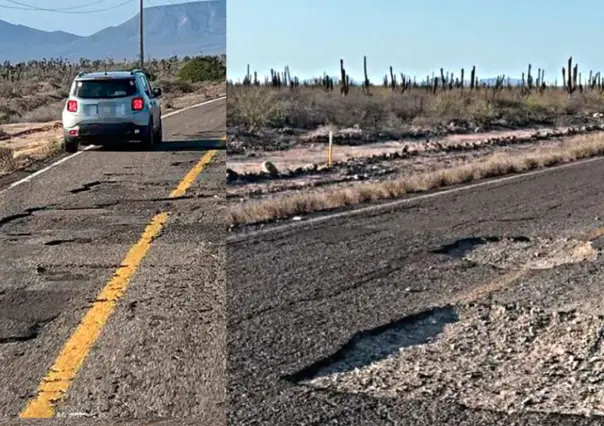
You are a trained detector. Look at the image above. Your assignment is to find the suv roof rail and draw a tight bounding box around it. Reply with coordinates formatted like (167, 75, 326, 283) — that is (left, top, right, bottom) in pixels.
(130, 68, 144, 75)
(76, 71, 87, 77)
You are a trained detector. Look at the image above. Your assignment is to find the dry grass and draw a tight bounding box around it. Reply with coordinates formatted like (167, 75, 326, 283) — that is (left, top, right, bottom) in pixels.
(0, 146, 16, 173)
(228, 133, 604, 227)
(0, 137, 64, 175)
(227, 85, 604, 131)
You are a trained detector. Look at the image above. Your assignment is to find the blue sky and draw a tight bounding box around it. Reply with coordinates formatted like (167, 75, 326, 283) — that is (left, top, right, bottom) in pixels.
(0, 0, 195, 36)
(228, 0, 604, 84)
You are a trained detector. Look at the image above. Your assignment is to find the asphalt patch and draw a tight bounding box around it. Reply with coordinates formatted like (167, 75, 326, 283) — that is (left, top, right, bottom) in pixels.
(0, 206, 52, 229)
(0, 289, 69, 343)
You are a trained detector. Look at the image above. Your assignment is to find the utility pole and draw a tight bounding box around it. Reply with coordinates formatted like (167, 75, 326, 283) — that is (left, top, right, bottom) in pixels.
(139, 0, 144, 69)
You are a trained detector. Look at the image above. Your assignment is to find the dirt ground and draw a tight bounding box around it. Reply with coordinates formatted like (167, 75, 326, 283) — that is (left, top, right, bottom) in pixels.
(226, 119, 604, 202)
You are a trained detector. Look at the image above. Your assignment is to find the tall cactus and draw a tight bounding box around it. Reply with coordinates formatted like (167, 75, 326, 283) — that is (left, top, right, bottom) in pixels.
(340, 59, 349, 96)
(363, 55, 370, 94)
(389, 66, 396, 91)
(562, 57, 577, 94)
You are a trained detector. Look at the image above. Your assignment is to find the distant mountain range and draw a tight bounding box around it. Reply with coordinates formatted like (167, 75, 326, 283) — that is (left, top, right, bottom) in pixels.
(0, 0, 225, 63)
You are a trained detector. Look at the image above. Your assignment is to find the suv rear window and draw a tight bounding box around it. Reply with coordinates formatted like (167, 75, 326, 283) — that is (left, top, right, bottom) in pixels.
(73, 78, 137, 99)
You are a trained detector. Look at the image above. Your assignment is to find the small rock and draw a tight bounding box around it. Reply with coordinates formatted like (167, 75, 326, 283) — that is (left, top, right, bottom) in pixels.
(226, 168, 239, 181)
(261, 161, 279, 176)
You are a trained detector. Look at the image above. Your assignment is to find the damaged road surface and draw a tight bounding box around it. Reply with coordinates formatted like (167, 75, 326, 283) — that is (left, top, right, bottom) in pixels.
(228, 156, 604, 426)
(0, 98, 225, 424)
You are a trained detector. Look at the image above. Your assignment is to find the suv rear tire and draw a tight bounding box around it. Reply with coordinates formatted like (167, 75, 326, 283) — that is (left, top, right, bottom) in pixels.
(65, 139, 79, 153)
(141, 119, 155, 148)
(154, 119, 163, 144)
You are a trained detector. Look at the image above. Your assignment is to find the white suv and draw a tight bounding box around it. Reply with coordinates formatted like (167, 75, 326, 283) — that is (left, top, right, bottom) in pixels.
(62, 69, 163, 152)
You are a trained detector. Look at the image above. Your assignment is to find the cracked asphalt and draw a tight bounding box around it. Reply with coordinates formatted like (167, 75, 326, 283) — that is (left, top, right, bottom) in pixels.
(0, 98, 225, 424)
(228, 157, 604, 425)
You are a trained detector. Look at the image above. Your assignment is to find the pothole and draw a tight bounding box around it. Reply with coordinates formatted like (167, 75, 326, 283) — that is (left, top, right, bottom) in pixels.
(298, 304, 604, 415)
(287, 307, 459, 383)
(69, 181, 101, 194)
(434, 236, 598, 270)
(43, 237, 94, 246)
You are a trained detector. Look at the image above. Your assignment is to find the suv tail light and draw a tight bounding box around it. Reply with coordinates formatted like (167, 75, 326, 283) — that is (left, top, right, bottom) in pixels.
(131, 97, 144, 111)
(67, 100, 78, 113)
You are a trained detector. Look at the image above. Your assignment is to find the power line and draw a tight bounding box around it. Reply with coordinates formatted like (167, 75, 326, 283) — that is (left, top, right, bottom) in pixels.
(0, 0, 136, 13)
(0, 0, 108, 11)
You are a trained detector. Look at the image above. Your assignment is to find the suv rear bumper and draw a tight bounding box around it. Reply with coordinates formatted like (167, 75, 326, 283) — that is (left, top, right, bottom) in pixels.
(64, 122, 150, 144)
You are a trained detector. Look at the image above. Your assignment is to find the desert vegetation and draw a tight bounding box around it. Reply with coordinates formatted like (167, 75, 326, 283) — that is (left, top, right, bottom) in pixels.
(0, 54, 226, 125)
(227, 56, 604, 228)
(228, 56, 604, 133)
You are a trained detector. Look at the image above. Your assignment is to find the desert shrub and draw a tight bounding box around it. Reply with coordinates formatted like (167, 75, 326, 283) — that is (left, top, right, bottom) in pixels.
(156, 79, 195, 94)
(227, 86, 282, 130)
(0, 146, 16, 172)
(178, 56, 225, 83)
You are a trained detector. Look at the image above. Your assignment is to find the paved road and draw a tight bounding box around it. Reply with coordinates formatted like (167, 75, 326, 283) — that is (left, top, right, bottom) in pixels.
(228, 156, 604, 425)
(0, 98, 225, 424)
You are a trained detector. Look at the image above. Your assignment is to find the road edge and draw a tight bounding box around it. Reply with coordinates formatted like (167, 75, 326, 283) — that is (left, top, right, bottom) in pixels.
(228, 153, 604, 242)
(0, 96, 226, 196)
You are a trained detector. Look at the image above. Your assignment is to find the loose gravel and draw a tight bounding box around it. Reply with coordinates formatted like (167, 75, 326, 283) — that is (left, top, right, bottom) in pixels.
(304, 303, 604, 416)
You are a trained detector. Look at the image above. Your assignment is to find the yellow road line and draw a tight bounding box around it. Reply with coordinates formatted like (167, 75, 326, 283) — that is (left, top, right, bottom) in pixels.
(456, 225, 604, 305)
(20, 149, 218, 418)
(170, 150, 216, 198)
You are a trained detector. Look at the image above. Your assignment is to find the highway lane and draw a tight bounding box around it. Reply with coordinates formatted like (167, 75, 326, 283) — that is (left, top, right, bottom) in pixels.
(228, 155, 604, 425)
(0, 98, 225, 423)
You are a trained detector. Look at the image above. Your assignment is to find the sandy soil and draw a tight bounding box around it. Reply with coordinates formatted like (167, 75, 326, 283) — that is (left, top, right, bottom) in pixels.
(228, 127, 568, 174)
(227, 126, 604, 201)
(0, 121, 62, 157)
